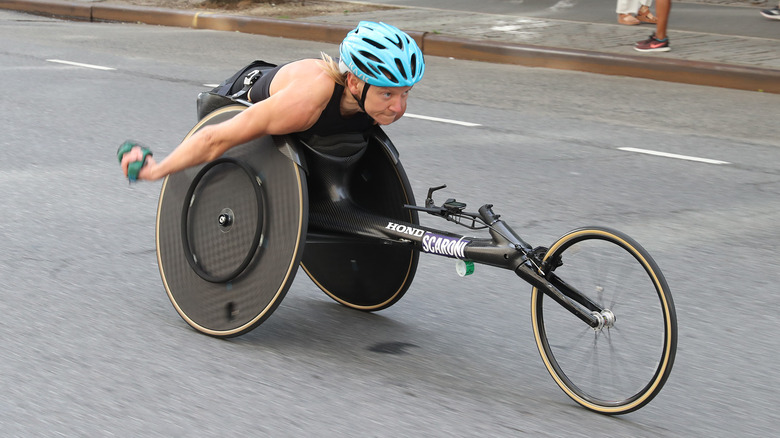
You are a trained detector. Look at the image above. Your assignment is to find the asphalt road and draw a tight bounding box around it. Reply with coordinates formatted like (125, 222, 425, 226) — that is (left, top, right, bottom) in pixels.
(1, 10, 779, 437)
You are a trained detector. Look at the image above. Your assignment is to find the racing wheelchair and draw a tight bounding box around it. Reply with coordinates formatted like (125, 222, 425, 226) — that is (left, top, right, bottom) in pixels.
(128, 83, 677, 415)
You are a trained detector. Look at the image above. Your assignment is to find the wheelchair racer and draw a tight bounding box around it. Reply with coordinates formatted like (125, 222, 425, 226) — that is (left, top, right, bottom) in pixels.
(119, 21, 425, 181)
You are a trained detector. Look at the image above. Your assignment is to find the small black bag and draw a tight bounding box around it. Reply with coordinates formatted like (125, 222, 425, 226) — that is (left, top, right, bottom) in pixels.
(212, 60, 277, 98)
(196, 60, 277, 120)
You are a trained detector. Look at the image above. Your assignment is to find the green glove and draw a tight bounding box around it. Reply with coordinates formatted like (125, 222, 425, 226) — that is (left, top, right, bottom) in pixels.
(117, 140, 153, 182)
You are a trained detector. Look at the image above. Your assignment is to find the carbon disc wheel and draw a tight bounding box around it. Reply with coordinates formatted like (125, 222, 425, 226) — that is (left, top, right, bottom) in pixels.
(156, 105, 308, 337)
(301, 130, 419, 311)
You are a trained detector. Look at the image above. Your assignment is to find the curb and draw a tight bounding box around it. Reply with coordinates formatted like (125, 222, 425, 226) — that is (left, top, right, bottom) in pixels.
(425, 36, 780, 94)
(2, 0, 779, 93)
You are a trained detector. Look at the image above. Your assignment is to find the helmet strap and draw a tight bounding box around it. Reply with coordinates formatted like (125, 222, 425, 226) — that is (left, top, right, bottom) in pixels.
(350, 83, 370, 112)
(346, 73, 374, 122)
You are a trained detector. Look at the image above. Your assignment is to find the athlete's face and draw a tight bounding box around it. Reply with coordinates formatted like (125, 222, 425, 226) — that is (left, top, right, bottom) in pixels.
(362, 85, 412, 125)
(346, 73, 412, 125)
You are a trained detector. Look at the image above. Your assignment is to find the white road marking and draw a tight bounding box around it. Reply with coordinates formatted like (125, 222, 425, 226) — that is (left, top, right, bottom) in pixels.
(195, 89, 479, 127)
(618, 147, 730, 165)
(196, 88, 481, 127)
(404, 113, 481, 127)
(46, 59, 116, 71)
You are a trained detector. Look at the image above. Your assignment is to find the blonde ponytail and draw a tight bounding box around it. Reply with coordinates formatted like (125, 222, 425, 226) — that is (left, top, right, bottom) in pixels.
(318, 52, 347, 86)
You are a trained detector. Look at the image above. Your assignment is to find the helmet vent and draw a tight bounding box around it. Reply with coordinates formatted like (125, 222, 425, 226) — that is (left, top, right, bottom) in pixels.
(364, 38, 387, 51)
(409, 53, 418, 76)
(377, 65, 398, 84)
(386, 35, 405, 50)
(394, 59, 408, 80)
(358, 50, 381, 63)
(352, 57, 377, 79)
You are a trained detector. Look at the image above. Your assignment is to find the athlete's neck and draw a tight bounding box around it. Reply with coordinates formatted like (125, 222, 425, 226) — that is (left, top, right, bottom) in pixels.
(340, 86, 362, 117)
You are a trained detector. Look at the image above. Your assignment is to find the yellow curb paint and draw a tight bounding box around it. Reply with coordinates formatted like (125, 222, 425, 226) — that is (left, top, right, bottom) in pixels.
(192, 12, 213, 28)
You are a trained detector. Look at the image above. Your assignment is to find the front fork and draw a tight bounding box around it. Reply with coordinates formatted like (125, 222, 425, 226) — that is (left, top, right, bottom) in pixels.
(476, 205, 607, 329)
(515, 263, 605, 329)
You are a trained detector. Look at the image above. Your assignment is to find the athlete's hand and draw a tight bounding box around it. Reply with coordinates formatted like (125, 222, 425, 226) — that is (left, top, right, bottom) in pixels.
(118, 141, 157, 181)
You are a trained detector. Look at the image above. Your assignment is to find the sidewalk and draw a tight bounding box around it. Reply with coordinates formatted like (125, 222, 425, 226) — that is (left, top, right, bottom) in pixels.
(1, 0, 778, 93)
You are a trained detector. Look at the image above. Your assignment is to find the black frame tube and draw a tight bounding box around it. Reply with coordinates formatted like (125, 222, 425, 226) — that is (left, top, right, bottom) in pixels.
(320, 208, 602, 328)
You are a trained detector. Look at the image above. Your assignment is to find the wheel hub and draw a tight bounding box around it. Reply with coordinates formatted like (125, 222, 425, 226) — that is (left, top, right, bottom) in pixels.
(591, 309, 616, 331)
(218, 208, 234, 231)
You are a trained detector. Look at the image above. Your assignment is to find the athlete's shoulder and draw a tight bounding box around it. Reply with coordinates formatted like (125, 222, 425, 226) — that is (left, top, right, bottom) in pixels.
(269, 59, 334, 101)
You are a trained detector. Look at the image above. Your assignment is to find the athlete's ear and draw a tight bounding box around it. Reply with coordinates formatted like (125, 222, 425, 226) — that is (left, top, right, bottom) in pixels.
(346, 73, 363, 95)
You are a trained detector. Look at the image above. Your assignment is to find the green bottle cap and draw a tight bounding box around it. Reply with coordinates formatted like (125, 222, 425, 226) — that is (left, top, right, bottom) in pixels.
(456, 260, 475, 277)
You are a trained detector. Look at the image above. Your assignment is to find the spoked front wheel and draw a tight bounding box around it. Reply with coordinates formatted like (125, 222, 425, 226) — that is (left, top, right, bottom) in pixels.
(530, 227, 677, 414)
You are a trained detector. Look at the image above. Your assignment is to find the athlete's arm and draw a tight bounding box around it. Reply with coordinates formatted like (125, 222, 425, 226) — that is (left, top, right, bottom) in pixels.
(121, 62, 333, 181)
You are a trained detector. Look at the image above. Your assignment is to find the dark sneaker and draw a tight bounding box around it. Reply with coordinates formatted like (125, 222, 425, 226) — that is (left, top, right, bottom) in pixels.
(635, 34, 670, 52)
(636, 33, 654, 45)
(760, 6, 780, 20)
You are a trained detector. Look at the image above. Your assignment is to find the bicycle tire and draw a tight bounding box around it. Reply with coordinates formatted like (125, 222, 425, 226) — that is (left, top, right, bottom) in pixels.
(530, 227, 677, 414)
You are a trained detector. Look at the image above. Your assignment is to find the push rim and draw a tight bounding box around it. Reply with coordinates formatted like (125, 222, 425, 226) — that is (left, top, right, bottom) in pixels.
(180, 157, 265, 283)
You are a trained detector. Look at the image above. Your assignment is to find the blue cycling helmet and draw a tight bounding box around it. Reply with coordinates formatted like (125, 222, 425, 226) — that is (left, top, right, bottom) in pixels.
(339, 21, 425, 87)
